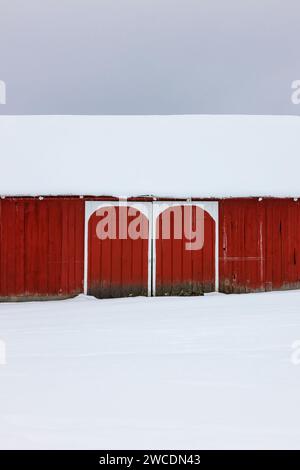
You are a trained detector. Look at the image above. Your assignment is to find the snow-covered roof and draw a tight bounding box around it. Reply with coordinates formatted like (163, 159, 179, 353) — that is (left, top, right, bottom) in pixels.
(0, 115, 299, 198)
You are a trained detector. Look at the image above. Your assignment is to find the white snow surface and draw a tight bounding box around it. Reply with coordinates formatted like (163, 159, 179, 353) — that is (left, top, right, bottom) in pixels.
(1, 291, 300, 450)
(0, 114, 300, 198)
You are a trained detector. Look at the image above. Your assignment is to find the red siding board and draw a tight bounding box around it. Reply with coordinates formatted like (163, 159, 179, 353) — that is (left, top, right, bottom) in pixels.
(15, 201, 25, 295)
(0, 198, 84, 300)
(219, 198, 300, 293)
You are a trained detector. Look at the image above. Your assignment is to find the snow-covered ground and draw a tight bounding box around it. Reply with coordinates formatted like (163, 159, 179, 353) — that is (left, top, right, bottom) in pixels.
(0, 291, 300, 450)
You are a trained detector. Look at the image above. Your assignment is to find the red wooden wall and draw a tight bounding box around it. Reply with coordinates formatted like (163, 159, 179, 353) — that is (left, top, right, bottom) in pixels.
(1, 196, 300, 300)
(0, 198, 84, 300)
(88, 206, 149, 298)
(156, 205, 215, 295)
(219, 198, 300, 293)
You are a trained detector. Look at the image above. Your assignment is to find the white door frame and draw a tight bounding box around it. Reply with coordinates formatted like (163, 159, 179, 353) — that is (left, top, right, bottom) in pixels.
(84, 200, 219, 297)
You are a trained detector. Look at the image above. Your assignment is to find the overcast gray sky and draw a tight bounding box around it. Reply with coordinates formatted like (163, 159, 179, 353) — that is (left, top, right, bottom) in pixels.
(0, 0, 299, 115)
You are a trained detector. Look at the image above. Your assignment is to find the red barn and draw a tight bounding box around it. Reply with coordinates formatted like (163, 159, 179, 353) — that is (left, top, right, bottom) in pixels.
(0, 115, 299, 300)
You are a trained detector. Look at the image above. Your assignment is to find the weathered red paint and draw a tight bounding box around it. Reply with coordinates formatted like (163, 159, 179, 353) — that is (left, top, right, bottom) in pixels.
(155, 206, 215, 295)
(264, 198, 300, 291)
(1, 196, 300, 301)
(0, 198, 84, 300)
(219, 198, 300, 293)
(88, 206, 149, 298)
